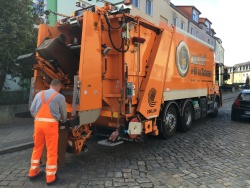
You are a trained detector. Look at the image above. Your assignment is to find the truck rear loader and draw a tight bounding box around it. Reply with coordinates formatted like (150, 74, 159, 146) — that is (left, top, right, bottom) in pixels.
(17, 0, 221, 157)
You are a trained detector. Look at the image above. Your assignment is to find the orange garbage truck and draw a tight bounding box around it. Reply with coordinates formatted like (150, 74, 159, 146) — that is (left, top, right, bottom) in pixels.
(17, 0, 221, 154)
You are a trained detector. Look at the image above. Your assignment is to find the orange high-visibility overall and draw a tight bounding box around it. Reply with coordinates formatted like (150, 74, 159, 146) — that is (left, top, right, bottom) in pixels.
(29, 91, 59, 183)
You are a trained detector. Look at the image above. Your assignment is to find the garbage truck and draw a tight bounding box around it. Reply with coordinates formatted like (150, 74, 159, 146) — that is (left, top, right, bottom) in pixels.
(17, 0, 221, 155)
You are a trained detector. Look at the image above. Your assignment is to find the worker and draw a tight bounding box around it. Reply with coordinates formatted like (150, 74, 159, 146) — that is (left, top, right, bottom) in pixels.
(28, 79, 67, 185)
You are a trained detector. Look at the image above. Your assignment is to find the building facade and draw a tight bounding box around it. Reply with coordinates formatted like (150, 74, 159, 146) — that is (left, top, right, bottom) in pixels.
(132, 2, 225, 68)
(169, 3, 188, 32)
(3, 75, 22, 91)
(172, 4, 224, 85)
(130, 0, 171, 25)
(46, 1, 223, 51)
(40, 0, 84, 25)
(227, 62, 250, 84)
(43, 0, 225, 85)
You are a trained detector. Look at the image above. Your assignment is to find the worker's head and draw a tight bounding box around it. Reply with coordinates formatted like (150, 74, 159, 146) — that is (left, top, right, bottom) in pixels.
(50, 79, 62, 92)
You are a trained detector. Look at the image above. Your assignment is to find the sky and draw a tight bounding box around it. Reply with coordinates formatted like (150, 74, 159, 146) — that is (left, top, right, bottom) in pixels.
(170, 0, 250, 66)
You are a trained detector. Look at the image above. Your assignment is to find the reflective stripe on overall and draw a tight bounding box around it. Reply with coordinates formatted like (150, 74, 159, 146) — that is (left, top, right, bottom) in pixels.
(29, 91, 59, 183)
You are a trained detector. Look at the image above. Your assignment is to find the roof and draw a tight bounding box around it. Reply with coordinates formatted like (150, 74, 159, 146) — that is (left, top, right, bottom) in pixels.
(199, 17, 212, 24)
(169, 2, 189, 19)
(211, 28, 216, 34)
(234, 61, 250, 66)
(175, 5, 202, 15)
(170, 2, 188, 19)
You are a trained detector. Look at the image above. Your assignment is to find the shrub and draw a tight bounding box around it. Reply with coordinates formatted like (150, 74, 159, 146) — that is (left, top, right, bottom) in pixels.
(0, 90, 29, 105)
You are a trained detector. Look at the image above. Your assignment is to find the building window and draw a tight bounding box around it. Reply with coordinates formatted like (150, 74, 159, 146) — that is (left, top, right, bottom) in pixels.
(146, 0, 153, 16)
(206, 25, 209, 32)
(181, 21, 185, 30)
(196, 31, 199, 38)
(208, 39, 210, 44)
(192, 13, 196, 21)
(190, 27, 193, 35)
(192, 10, 199, 22)
(173, 16, 178, 26)
(132, 0, 140, 9)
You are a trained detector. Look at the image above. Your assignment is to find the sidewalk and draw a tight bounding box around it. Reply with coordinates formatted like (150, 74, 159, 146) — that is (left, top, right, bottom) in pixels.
(0, 91, 240, 155)
(0, 118, 34, 155)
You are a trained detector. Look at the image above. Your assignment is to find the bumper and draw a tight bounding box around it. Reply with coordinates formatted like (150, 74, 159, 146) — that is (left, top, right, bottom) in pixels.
(231, 107, 250, 118)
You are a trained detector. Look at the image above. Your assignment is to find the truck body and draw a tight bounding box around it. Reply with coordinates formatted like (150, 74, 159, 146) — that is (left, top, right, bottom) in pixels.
(18, 1, 221, 154)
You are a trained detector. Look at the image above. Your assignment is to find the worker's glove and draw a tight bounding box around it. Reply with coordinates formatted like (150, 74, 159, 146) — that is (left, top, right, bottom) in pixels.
(60, 119, 70, 126)
(108, 125, 125, 142)
(108, 130, 120, 142)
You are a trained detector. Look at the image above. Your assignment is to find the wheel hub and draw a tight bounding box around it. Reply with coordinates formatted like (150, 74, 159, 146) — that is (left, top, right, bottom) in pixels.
(185, 108, 191, 125)
(166, 114, 176, 131)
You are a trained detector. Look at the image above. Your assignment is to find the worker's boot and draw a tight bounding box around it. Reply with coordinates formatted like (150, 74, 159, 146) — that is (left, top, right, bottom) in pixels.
(28, 171, 45, 180)
(46, 174, 59, 186)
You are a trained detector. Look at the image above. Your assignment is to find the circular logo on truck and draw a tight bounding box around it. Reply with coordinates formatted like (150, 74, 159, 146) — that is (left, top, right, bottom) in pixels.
(148, 88, 157, 107)
(176, 41, 190, 77)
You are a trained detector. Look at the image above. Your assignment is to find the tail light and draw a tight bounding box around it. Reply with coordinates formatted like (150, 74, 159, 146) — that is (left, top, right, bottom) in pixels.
(234, 99, 240, 107)
(124, 0, 131, 5)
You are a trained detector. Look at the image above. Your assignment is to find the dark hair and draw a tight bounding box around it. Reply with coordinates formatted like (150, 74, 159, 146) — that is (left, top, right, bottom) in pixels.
(50, 79, 62, 86)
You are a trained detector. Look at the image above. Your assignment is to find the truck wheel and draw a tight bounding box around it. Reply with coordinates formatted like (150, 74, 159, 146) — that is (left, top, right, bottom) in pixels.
(179, 102, 193, 132)
(161, 104, 177, 139)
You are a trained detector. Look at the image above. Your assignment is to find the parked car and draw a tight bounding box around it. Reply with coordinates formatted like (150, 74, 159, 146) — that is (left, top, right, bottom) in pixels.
(240, 84, 250, 89)
(245, 85, 250, 89)
(231, 89, 250, 120)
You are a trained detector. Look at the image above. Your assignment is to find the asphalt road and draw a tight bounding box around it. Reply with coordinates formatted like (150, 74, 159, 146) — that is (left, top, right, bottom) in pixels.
(0, 91, 250, 187)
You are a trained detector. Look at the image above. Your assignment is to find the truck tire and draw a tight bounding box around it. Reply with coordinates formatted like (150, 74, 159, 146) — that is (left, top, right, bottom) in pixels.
(179, 101, 193, 132)
(161, 104, 177, 139)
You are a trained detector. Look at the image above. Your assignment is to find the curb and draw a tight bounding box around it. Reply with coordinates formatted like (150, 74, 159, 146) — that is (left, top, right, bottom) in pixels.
(0, 142, 34, 155)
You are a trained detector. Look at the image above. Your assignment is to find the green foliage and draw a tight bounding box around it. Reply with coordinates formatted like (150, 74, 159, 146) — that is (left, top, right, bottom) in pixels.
(246, 76, 250, 85)
(223, 67, 230, 83)
(0, 90, 29, 105)
(0, 0, 39, 90)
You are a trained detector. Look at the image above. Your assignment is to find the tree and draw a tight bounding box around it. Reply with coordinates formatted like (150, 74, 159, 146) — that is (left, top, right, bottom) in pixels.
(246, 76, 250, 85)
(223, 67, 230, 83)
(0, 0, 39, 90)
(33, 0, 48, 24)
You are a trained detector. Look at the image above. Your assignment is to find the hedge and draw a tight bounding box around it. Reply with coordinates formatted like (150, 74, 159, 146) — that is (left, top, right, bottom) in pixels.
(0, 90, 29, 105)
